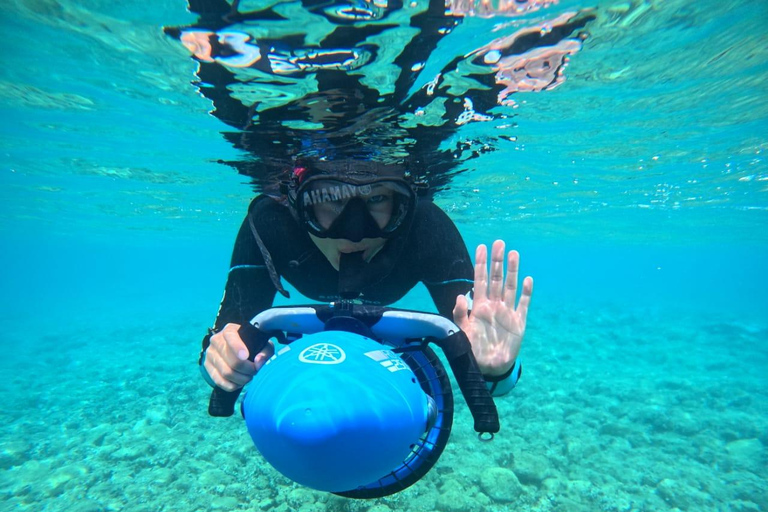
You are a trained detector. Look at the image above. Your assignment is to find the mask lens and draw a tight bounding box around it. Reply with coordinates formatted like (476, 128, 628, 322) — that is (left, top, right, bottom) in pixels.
(298, 178, 414, 238)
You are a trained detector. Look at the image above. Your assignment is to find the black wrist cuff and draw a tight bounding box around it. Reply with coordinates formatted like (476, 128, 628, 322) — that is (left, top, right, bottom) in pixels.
(483, 360, 517, 383)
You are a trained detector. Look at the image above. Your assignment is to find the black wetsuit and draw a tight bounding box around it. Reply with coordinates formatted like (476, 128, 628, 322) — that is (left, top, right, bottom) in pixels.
(201, 195, 473, 356)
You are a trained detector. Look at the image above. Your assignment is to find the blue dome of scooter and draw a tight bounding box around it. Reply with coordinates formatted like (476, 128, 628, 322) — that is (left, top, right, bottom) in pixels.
(242, 331, 431, 493)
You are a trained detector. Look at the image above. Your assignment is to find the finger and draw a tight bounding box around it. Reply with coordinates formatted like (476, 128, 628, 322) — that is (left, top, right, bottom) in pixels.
(488, 240, 506, 301)
(253, 341, 275, 371)
(204, 352, 241, 392)
(473, 244, 488, 304)
(215, 343, 255, 387)
(503, 249, 520, 309)
(207, 330, 256, 388)
(453, 294, 469, 330)
(516, 276, 534, 325)
(206, 334, 268, 389)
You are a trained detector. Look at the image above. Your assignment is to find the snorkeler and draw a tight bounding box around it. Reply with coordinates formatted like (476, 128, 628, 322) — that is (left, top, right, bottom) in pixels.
(200, 159, 533, 398)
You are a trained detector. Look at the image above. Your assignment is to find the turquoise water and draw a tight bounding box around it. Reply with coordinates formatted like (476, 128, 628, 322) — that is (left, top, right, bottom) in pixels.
(1, 0, 767, 511)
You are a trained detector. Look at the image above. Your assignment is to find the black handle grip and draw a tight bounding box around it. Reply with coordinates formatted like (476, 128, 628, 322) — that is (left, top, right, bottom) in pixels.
(208, 322, 270, 417)
(435, 331, 500, 434)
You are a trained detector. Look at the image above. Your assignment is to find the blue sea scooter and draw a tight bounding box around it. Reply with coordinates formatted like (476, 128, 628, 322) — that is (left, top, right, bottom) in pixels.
(208, 301, 500, 499)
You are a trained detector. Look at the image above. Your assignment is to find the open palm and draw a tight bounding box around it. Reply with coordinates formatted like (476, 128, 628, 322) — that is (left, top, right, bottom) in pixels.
(453, 240, 533, 376)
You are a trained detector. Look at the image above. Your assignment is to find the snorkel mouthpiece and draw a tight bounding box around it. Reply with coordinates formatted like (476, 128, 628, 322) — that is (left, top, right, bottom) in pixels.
(338, 251, 368, 300)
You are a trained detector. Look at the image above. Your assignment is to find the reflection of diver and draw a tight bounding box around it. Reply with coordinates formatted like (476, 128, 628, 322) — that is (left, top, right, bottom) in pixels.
(163, 0, 595, 188)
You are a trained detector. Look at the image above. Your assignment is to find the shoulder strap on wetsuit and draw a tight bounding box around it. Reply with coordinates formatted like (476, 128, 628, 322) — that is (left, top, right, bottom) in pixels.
(248, 209, 290, 298)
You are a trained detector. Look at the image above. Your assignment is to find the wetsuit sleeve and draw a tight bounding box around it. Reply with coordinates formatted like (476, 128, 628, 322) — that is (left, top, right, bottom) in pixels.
(414, 202, 474, 319)
(199, 197, 278, 363)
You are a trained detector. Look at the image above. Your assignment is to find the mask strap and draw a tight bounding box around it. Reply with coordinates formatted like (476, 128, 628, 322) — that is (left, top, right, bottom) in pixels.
(248, 210, 290, 298)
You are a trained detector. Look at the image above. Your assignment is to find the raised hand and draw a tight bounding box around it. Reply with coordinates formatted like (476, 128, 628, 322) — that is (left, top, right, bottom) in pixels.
(452, 240, 533, 376)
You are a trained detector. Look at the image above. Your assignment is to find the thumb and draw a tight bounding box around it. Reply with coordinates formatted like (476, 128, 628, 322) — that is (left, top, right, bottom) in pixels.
(222, 326, 257, 374)
(453, 294, 469, 329)
(223, 324, 249, 358)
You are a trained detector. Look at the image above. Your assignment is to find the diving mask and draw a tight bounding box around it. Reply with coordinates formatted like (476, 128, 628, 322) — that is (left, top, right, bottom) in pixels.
(290, 174, 418, 242)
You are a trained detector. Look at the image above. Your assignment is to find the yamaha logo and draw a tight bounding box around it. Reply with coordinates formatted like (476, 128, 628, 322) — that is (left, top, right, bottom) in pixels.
(302, 183, 373, 206)
(298, 343, 346, 364)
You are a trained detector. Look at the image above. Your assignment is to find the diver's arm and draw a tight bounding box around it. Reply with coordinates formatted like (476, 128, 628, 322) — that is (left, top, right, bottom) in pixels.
(200, 201, 278, 356)
(425, 257, 522, 396)
(415, 204, 532, 395)
(200, 197, 280, 389)
(199, 264, 278, 390)
(415, 202, 474, 318)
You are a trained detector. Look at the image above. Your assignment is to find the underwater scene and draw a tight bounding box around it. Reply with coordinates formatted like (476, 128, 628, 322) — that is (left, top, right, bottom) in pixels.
(0, 0, 766, 511)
